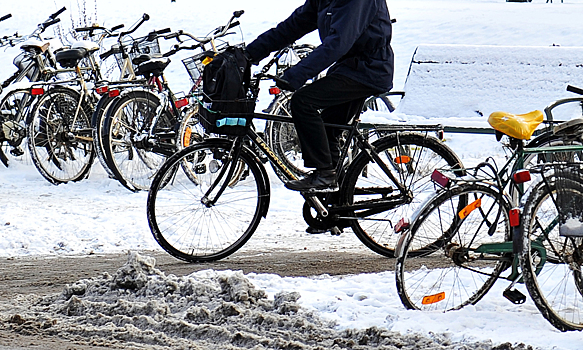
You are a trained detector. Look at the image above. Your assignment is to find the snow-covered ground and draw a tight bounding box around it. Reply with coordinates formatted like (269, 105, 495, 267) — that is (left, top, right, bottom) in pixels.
(2, 0, 583, 349)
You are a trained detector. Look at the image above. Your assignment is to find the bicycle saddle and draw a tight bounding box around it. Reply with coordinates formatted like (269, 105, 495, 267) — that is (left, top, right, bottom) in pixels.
(55, 48, 89, 68)
(135, 56, 171, 78)
(71, 40, 100, 53)
(488, 110, 543, 140)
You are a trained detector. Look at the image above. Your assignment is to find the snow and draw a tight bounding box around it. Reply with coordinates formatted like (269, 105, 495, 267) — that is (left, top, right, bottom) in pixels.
(2, 0, 583, 349)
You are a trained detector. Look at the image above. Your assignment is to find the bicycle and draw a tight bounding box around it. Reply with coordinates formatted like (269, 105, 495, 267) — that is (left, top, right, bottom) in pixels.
(145, 44, 463, 262)
(96, 11, 244, 191)
(394, 86, 583, 317)
(0, 7, 67, 167)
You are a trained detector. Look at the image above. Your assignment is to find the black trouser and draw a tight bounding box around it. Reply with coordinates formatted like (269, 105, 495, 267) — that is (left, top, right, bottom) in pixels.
(289, 74, 382, 169)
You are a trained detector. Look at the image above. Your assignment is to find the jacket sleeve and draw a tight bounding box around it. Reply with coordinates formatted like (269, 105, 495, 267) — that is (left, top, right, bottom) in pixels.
(246, 1, 318, 63)
(283, 0, 378, 90)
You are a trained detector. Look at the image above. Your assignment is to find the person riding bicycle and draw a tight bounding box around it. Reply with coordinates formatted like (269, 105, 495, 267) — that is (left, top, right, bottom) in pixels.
(245, 0, 394, 192)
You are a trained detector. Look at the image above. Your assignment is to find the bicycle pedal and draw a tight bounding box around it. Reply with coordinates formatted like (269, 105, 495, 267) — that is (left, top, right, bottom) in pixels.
(330, 226, 342, 236)
(503, 288, 526, 304)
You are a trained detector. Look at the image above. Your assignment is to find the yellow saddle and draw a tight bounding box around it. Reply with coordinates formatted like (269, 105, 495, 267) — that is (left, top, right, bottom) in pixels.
(488, 110, 544, 140)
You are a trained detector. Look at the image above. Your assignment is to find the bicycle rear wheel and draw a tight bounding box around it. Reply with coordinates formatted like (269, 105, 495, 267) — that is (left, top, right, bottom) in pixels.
(396, 183, 511, 311)
(27, 87, 95, 184)
(342, 132, 464, 257)
(147, 139, 269, 262)
(520, 172, 583, 331)
(0, 89, 35, 166)
(102, 90, 175, 191)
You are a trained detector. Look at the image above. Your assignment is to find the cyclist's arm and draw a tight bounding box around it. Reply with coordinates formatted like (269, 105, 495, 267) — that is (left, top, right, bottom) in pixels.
(283, 0, 378, 90)
(246, 1, 317, 63)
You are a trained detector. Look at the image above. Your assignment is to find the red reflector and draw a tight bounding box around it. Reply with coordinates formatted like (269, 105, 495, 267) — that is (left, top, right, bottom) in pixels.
(108, 89, 120, 97)
(394, 218, 410, 233)
(96, 86, 109, 94)
(509, 208, 521, 227)
(513, 170, 531, 184)
(175, 98, 188, 109)
(269, 86, 281, 95)
(31, 88, 44, 96)
(431, 169, 449, 188)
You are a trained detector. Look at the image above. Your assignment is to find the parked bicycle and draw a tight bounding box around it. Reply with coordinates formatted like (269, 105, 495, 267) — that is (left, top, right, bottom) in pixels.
(394, 85, 583, 331)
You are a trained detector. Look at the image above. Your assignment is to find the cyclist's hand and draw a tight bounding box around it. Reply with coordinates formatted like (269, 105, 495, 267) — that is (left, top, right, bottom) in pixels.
(243, 49, 258, 65)
(275, 78, 296, 92)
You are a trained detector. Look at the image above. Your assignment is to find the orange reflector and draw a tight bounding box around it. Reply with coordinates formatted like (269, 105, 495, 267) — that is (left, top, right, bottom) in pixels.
(108, 89, 120, 97)
(202, 56, 213, 65)
(269, 86, 281, 95)
(183, 127, 192, 148)
(394, 155, 411, 164)
(96, 86, 108, 95)
(459, 198, 482, 220)
(31, 88, 44, 96)
(422, 292, 445, 305)
(175, 98, 188, 109)
(509, 208, 521, 227)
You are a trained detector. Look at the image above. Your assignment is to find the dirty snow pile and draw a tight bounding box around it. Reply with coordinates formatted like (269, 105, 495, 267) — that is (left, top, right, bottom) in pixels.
(0, 252, 533, 350)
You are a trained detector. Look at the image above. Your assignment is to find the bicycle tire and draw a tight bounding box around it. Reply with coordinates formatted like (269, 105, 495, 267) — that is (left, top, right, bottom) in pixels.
(91, 93, 120, 179)
(520, 176, 583, 331)
(27, 87, 95, 184)
(147, 139, 269, 262)
(0, 88, 35, 166)
(102, 90, 175, 191)
(342, 132, 464, 258)
(363, 94, 395, 113)
(396, 183, 511, 311)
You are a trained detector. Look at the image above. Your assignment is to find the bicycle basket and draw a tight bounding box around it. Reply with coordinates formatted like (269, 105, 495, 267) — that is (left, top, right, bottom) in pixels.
(553, 163, 583, 236)
(113, 36, 161, 72)
(182, 51, 213, 88)
(198, 98, 255, 136)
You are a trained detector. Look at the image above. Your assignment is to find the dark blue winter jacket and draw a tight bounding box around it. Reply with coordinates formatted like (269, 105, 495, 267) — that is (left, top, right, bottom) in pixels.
(246, 0, 394, 92)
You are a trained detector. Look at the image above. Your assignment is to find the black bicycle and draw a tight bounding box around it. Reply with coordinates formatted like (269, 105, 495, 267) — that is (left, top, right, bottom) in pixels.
(145, 47, 464, 262)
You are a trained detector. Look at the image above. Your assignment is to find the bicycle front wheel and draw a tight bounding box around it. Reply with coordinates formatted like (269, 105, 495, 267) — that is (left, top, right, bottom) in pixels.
(27, 87, 95, 184)
(102, 90, 174, 191)
(0, 88, 35, 166)
(520, 175, 583, 331)
(147, 139, 268, 262)
(342, 132, 464, 257)
(396, 184, 511, 311)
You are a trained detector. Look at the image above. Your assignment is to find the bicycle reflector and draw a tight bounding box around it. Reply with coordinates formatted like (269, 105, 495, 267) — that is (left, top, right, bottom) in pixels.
(513, 169, 531, 184)
(509, 208, 521, 227)
(31, 87, 44, 96)
(394, 218, 410, 233)
(431, 169, 449, 188)
(394, 155, 411, 164)
(269, 86, 281, 95)
(422, 292, 445, 305)
(108, 89, 120, 97)
(459, 198, 482, 220)
(175, 98, 188, 109)
(183, 127, 192, 148)
(96, 85, 108, 95)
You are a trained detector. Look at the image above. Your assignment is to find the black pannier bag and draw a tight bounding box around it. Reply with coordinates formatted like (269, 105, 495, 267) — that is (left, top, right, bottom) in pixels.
(199, 45, 254, 135)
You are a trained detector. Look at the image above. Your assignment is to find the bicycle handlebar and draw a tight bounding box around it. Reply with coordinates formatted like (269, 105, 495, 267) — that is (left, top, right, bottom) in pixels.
(567, 85, 583, 96)
(119, 13, 149, 38)
(146, 27, 171, 42)
(40, 18, 61, 31)
(165, 11, 243, 46)
(49, 7, 66, 20)
(0, 14, 12, 23)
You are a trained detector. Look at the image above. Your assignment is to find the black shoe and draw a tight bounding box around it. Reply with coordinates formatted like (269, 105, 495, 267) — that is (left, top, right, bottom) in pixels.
(306, 226, 327, 234)
(285, 169, 338, 193)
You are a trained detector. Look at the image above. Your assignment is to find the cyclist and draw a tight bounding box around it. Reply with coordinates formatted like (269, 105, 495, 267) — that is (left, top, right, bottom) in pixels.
(246, 0, 394, 192)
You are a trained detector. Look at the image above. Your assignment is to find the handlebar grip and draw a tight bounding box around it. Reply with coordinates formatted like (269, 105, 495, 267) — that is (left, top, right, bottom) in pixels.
(567, 85, 583, 96)
(227, 21, 240, 31)
(99, 47, 121, 60)
(143, 13, 150, 21)
(233, 10, 244, 18)
(0, 14, 12, 22)
(75, 26, 100, 32)
(50, 7, 66, 19)
(42, 18, 61, 30)
(111, 24, 125, 32)
(156, 28, 171, 35)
